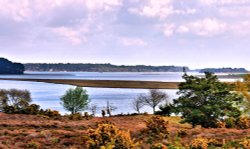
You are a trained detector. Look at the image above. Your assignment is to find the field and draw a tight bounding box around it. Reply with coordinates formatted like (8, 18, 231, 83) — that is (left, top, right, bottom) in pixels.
(0, 113, 249, 148)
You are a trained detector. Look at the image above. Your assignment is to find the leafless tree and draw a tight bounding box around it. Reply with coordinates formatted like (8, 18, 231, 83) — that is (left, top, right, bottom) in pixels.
(141, 89, 169, 114)
(132, 96, 145, 114)
(106, 100, 117, 116)
(89, 104, 97, 116)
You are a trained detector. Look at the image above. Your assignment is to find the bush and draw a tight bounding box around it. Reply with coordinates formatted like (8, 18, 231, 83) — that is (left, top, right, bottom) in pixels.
(87, 121, 138, 149)
(236, 116, 250, 129)
(40, 109, 61, 118)
(150, 143, 167, 149)
(141, 116, 169, 144)
(225, 117, 236, 128)
(190, 137, 209, 149)
(68, 113, 82, 120)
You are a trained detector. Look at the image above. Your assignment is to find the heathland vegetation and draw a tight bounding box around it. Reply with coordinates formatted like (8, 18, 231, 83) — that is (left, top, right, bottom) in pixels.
(0, 73, 250, 148)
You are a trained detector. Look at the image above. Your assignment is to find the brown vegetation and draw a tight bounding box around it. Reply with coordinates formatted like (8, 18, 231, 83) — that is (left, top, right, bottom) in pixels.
(0, 113, 249, 148)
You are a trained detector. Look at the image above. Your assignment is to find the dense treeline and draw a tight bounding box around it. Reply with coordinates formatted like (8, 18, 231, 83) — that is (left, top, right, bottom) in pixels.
(199, 67, 248, 73)
(0, 58, 24, 74)
(24, 63, 189, 72)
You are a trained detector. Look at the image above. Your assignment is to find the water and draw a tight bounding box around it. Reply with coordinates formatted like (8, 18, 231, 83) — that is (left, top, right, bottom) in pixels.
(0, 72, 235, 115)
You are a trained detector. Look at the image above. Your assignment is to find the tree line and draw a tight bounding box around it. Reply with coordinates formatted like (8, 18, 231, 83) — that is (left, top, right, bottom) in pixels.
(0, 58, 24, 74)
(24, 63, 189, 72)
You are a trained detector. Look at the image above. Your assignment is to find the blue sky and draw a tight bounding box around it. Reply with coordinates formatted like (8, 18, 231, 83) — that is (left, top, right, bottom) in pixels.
(0, 0, 250, 69)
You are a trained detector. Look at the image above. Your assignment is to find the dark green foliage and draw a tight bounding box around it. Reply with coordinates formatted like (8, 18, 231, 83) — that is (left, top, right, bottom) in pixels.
(60, 87, 89, 114)
(0, 58, 24, 74)
(155, 103, 174, 116)
(199, 68, 248, 73)
(174, 72, 243, 128)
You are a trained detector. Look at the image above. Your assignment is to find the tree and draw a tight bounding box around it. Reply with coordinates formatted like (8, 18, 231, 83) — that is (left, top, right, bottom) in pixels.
(105, 100, 117, 116)
(0, 89, 8, 111)
(174, 72, 243, 128)
(60, 87, 89, 114)
(234, 74, 250, 116)
(132, 96, 145, 113)
(0, 89, 31, 113)
(139, 89, 169, 114)
(89, 104, 97, 116)
(7, 89, 31, 109)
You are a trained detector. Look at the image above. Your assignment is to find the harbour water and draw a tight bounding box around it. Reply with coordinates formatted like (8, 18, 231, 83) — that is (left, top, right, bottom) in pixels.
(0, 72, 236, 115)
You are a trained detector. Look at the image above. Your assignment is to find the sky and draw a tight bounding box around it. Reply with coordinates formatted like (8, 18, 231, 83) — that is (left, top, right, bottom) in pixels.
(0, 0, 250, 69)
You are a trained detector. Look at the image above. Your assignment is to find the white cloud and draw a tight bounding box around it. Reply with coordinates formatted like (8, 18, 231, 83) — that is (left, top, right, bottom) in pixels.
(129, 0, 174, 19)
(85, 0, 122, 11)
(53, 27, 86, 45)
(201, 0, 250, 5)
(0, 0, 122, 22)
(121, 37, 148, 46)
(230, 21, 250, 35)
(163, 24, 175, 37)
(181, 18, 227, 36)
(219, 6, 250, 18)
(176, 25, 189, 33)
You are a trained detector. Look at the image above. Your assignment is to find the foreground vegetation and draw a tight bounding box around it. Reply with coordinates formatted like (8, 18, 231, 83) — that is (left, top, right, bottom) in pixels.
(1, 72, 250, 148)
(0, 114, 249, 149)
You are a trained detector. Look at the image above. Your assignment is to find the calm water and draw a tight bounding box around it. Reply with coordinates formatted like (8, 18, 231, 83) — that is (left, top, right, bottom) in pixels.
(0, 72, 235, 115)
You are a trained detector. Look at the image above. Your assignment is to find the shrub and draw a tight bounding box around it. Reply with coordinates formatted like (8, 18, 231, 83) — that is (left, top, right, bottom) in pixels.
(225, 117, 236, 128)
(40, 109, 61, 118)
(190, 137, 209, 149)
(150, 143, 167, 149)
(239, 138, 250, 149)
(87, 121, 138, 149)
(141, 116, 169, 144)
(27, 141, 40, 149)
(68, 113, 82, 120)
(236, 116, 250, 129)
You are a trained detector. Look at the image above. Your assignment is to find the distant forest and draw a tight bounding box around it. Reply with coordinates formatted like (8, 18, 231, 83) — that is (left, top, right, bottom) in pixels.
(199, 68, 248, 73)
(0, 58, 24, 74)
(24, 63, 189, 72)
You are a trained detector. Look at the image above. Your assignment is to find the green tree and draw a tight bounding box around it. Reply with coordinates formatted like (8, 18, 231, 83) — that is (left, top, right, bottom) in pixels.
(174, 72, 243, 128)
(60, 87, 89, 114)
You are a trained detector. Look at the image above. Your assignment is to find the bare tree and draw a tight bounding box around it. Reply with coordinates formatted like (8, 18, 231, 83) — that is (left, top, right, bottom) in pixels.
(141, 89, 169, 114)
(89, 104, 97, 116)
(106, 100, 117, 116)
(132, 96, 145, 114)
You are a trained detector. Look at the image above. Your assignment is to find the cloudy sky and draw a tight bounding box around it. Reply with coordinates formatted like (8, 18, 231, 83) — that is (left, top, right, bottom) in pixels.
(0, 0, 250, 69)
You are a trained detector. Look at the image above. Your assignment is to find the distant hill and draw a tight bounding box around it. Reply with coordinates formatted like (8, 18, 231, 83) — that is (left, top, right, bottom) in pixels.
(199, 68, 249, 73)
(24, 63, 189, 72)
(0, 58, 24, 74)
